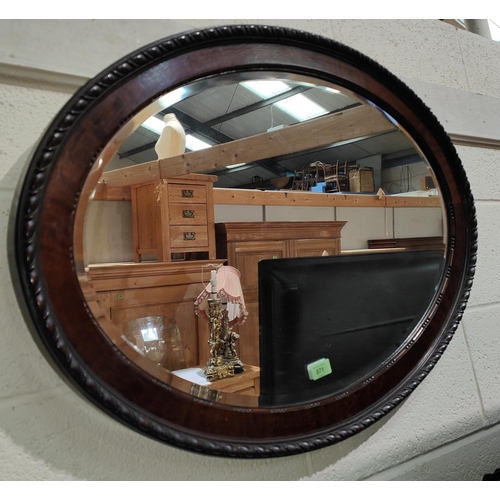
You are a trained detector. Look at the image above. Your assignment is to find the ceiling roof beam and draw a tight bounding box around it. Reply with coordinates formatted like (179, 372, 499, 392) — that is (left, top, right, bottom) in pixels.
(100, 105, 397, 188)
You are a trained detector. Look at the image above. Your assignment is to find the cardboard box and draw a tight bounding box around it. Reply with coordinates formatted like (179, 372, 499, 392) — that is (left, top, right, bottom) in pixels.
(348, 167, 375, 193)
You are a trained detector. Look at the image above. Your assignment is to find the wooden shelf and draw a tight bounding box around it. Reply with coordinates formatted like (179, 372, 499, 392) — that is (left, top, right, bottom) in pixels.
(90, 101, 438, 209)
(86, 259, 226, 292)
(212, 188, 441, 208)
(93, 184, 440, 208)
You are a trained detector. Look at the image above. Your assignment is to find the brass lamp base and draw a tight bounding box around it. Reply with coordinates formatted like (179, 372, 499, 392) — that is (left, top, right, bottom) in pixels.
(204, 296, 243, 381)
(205, 358, 234, 382)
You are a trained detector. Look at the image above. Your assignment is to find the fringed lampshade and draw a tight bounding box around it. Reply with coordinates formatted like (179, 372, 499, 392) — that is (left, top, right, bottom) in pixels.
(194, 266, 248, 326)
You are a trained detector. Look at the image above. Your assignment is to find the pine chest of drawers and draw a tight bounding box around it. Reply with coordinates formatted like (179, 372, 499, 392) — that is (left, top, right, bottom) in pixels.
(131, 173, 217, 262)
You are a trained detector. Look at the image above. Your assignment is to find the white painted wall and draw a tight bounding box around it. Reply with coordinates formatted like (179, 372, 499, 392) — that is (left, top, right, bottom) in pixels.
(84, 200, 441, 262)
(1, 19, 500, 481)
(382, 161, 431, 194)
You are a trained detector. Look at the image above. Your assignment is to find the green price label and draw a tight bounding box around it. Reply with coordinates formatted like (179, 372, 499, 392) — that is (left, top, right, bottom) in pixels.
(307, 358, 332, 381)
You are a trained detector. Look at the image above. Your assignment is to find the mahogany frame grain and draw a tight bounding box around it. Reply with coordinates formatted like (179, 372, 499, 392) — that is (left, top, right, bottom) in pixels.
(12, 25, 476, 458)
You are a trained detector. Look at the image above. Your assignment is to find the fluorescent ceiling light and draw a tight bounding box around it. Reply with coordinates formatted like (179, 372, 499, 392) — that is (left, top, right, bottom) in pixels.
(242, 79, 328, 122)
(322, 86, 342, 94)
(185, 135, 212, 151)
(157, 87, 189, 109)
(142, 116, 165, 134)
(276, 94, 328, 121)
(241, 80, 290, 98)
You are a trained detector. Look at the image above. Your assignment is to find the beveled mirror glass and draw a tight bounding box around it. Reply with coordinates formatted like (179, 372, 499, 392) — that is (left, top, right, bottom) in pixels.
(77, 72, 446, 408)
(13, 25, 476, 456)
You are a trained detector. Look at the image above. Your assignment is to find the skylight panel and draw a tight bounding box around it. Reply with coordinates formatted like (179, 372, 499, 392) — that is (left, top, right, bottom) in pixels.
(242, 80, 328, 122)
(185, 135, 212, 151)
(142, 116, 165, 134)
(276, 94, 328, 121)
(241, 80, 291, 98)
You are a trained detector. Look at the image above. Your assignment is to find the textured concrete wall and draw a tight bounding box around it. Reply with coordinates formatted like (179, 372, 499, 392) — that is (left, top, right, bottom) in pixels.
(1, 19, 500, 481)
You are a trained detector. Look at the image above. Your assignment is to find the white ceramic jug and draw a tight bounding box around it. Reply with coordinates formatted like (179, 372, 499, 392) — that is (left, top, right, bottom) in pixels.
(154, 113, 186, 159)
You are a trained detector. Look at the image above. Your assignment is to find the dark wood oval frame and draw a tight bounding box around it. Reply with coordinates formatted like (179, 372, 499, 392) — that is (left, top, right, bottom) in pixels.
(12, 25, 477, 458)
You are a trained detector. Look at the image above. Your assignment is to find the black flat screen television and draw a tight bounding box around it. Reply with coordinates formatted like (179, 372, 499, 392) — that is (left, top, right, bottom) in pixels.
(258, 249, 445, 406)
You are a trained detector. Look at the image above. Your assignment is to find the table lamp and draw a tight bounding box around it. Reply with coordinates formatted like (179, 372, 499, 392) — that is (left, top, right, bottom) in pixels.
(195, 266, 247, 380)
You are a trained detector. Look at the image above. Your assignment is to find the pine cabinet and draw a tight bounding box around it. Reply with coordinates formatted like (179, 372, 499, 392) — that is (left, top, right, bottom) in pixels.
(130, 174, 217, 262)
(85, 259, 226, 369)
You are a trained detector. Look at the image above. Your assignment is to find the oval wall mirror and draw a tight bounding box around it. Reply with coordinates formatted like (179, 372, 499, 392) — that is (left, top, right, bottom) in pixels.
(12, 25, 477, 457)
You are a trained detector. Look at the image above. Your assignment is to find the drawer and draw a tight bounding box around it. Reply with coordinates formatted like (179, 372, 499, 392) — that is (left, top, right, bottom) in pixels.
(170, 226, 209, 249)
(168, 184, 207, 204)
(168, 203, 208, 226)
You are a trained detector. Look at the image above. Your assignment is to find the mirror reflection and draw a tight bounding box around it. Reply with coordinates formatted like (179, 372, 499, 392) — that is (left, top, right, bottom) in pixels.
(76, 73, 445, 407)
